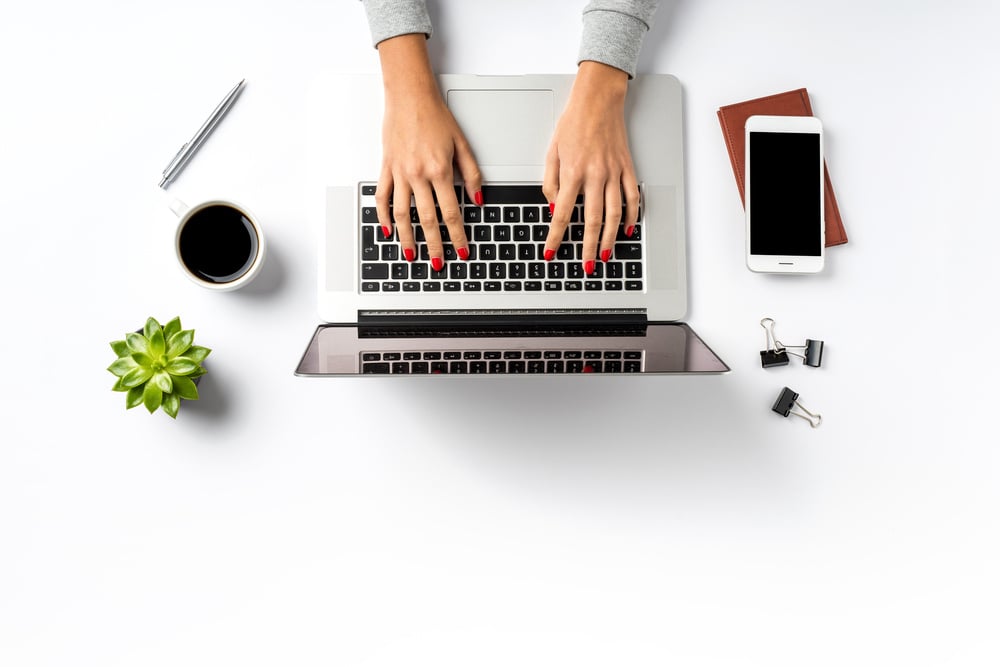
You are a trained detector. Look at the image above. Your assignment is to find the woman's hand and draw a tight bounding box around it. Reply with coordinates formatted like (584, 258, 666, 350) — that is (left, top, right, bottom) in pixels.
(374, 34, 482, 270)
(542, 61, 639, 275)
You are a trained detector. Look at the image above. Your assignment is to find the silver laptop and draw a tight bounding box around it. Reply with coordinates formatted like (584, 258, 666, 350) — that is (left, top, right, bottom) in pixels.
(296, 73, 728, 376)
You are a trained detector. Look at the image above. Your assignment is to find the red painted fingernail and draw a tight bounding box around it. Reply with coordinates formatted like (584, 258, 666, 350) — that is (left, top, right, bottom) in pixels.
(474, 191, 484, 206)
(457, 247, 469, 261)
(544, 248, 555, 262)
(625, 225, 634, 238)
(601, 248, 612, 263)
(403, 248, 415, 262)
(381, 225, 392, 239)
(584, 260, 596, 275)
(549, 202, 555, 216)
(431, 257, 444, 272)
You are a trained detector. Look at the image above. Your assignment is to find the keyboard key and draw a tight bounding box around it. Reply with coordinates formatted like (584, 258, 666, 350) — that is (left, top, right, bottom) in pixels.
(464, 207, 482, 223)
(503, 207, 520, 223)
(382, 281, 400, 292)
(615, 243, 643, 259)
(479, 184, 547, 204)
(403, 281, 420, 292)
(362, 363, 389, 374)
(484, 206, 501, 222)
(362, 263, 389, 280)
(362, 206, 378, 223)
(361, 184, 377, 196)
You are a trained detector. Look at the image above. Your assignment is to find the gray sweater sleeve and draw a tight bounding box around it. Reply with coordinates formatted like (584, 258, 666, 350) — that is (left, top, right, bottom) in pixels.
(578, 0, 660, 78)
(361, 0, 433, 47)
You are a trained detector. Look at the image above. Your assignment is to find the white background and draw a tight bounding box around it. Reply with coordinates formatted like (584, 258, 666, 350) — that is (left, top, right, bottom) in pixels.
(2, 1, 999, 665)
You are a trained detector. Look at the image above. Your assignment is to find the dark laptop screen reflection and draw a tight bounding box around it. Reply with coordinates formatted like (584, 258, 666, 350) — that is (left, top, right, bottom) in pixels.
(295, 323, 728, 376)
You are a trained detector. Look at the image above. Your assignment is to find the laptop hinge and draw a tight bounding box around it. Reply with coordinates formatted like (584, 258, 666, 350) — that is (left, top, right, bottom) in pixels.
(357, 309, 647, 330)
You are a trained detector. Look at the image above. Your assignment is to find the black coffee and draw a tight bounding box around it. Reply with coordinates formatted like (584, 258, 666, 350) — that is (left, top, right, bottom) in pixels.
(178, 205, 258, 284)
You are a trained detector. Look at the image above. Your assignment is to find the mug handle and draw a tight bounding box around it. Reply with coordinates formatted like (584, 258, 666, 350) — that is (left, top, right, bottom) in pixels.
(169, 198, 189, 218)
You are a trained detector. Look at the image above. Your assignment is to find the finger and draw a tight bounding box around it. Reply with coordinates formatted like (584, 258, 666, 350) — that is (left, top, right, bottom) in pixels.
(435, 176, 468, 260)
(541, 142, 559, 214)
(375, 164, 394, 236)
(581, 181, 605, 274)
(454, 135, 484, 207)
(412, 180, 444, 270)
(391, 179, 415, 262)
(622, 169, 640, 239)
(599, 178, 623, 262)
(543, 175, 581, 262)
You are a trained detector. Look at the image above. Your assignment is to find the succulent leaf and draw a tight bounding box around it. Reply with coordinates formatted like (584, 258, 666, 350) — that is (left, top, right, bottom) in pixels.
(126, 386, 144, 409)
(131, 352, 156, 368)
(149, 327, 166, 358)
(110, 340, 130, 357)
(163, 317, 182, 340)
(188, 366, 208, 379)
(112, 377, 127, 392)
(108, 357, 138, 377)
(152, 371, 173, 393)
(167, 330, 195, 359)
(166, 357, 199, 375)
(122, 365, 154, 388)
(143, 317, 162, 340)
(162, 392, 181, 419)
(142, 382, 163, 413)
(185, 345, 211, 363)
(126, 332, 149, 355)
(172, 375, 199, 400)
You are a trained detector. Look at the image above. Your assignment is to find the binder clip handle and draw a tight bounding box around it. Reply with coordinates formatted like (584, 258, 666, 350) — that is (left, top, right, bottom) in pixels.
(771, 387, 822, 428)
(760, 318, 789, 367)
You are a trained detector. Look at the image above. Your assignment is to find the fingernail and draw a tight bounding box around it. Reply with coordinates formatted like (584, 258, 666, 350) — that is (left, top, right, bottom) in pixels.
(457, 247, 469, 261)
(403, 248, 415, 262)
(625, 225, 634, 238)
(584, 260, 596, 275)
(431, 257, 444, 272)
(549, 202, 555, 216)
(544, 248, 555, 262)
(474, 191, 484, 206)
(601, 248, 612, 263)
(381, 225, 392, 239)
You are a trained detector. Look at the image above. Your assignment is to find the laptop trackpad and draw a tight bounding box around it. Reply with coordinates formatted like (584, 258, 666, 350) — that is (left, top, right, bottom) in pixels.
(446, 89, 553, 166)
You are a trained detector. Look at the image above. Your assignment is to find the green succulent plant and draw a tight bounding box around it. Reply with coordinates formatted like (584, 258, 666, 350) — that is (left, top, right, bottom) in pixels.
(108, 316, 211, 418)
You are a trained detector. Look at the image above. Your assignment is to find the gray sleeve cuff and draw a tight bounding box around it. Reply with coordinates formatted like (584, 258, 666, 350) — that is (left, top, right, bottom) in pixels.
(577, 1, 658, 78)
(361, 0, 433, 47)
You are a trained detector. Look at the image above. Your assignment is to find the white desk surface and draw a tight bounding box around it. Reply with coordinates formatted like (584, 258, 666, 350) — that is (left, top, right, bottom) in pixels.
(2, 1, 999, 665)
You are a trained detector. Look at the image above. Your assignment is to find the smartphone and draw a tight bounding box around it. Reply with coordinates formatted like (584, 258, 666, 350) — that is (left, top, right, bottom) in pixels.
(745, 115, 825, 273)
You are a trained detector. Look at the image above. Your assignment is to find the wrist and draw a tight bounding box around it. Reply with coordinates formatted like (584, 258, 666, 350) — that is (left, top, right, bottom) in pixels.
(572, 61, 629, 107)
(377, 33, 441, 102)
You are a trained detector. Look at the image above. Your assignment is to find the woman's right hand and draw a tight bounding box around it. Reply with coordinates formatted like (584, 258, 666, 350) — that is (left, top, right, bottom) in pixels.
(374, 34, 482, 270)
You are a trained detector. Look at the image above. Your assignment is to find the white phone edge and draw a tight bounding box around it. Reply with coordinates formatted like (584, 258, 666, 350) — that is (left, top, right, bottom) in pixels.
(744, 114, 825, 274)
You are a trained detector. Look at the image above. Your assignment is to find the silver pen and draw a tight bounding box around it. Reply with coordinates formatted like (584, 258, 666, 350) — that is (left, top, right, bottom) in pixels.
(158, 78, 246, 189)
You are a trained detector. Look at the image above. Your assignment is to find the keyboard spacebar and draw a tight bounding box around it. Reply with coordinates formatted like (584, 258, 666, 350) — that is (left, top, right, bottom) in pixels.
(478, 185, 548, 205)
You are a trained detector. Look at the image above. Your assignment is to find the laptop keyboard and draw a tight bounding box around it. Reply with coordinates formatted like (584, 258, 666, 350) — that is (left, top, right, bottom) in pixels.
(359, 183, 644, 294)
(361, 349, 644, 374)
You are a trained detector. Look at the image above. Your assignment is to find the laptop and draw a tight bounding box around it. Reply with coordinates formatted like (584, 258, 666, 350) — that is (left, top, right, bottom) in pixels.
(296, 73, 728, 376)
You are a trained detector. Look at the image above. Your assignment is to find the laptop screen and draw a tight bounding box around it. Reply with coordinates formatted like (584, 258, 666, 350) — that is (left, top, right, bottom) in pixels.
(295, 322, 728, 376)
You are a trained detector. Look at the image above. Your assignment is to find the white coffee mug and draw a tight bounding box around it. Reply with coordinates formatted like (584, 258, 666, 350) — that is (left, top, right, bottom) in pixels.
(169, 198, 266, 291)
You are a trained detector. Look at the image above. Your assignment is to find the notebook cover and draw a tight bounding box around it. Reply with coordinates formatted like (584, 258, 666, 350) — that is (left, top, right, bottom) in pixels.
(717, 88, 848, 247)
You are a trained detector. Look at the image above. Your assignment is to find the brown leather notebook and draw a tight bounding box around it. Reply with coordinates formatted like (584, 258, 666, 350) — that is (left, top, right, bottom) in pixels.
(718, 88, 848, 247)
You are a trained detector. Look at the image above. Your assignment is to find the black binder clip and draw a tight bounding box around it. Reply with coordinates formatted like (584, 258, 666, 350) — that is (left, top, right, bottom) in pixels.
(760, 318, 789, 367)
(760, 318, 824, 368)
(771, 387, 822, 428)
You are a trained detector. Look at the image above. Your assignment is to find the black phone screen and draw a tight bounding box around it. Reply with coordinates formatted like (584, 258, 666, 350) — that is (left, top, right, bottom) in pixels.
(748, 131, 823, 256)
